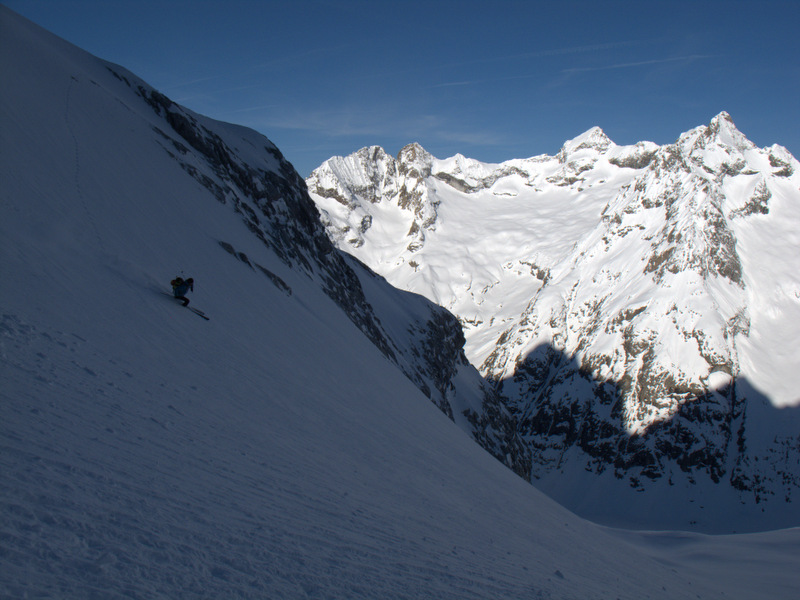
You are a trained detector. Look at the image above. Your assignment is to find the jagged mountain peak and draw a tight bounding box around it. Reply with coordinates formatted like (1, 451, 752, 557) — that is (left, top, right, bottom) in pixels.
(321, 144, 395, 179)
(709, 113, 754, 154)
(710, 109, 735, 128)
(707, 110, 751, 147)
(354, 144, 394, 164)
(397, 142, 434, 179)
(677, 111, 756, 160)
(397, 141, 432, 163)
(558, 126, 614, 160)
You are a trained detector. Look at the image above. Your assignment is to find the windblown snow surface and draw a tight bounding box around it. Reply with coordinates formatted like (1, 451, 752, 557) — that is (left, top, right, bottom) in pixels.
(1, 7, 799, 599)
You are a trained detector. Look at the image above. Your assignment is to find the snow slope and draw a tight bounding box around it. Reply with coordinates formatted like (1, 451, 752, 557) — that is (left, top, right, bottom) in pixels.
(2, 6, 800, 598)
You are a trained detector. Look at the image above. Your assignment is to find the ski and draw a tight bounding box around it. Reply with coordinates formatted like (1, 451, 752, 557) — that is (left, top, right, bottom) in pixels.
(160, 291, 209, 319)
(187, 307, 210, 320)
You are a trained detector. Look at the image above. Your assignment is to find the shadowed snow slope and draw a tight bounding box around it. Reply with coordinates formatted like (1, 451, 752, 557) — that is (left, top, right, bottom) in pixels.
(1, 7, 799, 599)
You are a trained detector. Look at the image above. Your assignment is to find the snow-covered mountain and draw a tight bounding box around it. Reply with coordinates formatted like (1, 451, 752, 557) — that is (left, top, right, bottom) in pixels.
(307, 111, 800, 530)
(3, 7, 800, 597)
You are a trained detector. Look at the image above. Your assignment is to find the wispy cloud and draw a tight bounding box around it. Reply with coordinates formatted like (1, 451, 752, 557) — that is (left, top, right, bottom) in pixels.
(433, 129, 508, 147)
(249, 105, 508, 149)
(429, 73, 537, 89)
(430, 53, 718, 90)
(427, 40, 659, 89)
(434, 39, 647, 71)
(562, 54, 717, 73)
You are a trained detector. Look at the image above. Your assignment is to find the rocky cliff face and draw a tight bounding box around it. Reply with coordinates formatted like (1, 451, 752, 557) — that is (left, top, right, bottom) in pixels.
(307, 113, 800, 526)
(306, 143, 440, 253)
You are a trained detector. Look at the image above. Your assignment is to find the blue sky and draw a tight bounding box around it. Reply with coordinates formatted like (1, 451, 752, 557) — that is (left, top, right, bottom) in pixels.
(6, 0, 799, 176)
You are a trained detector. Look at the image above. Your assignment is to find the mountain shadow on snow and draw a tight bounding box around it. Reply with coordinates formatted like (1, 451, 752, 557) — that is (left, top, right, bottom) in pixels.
(492, 342, 799, 531)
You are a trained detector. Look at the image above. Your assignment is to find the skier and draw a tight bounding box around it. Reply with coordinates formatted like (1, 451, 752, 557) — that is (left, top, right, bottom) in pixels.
(171, 276, 194, 306)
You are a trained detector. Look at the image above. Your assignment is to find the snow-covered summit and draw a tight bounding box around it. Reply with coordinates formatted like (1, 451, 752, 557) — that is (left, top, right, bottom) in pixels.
(558, 126, 613, 160)
(710, 111, 755, 148)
